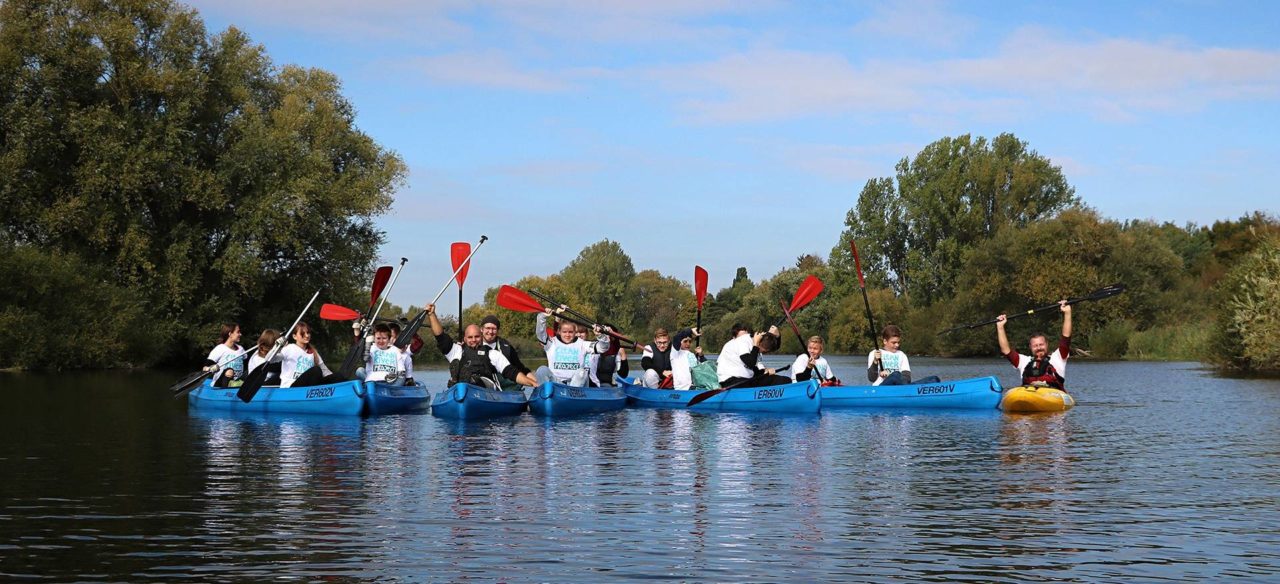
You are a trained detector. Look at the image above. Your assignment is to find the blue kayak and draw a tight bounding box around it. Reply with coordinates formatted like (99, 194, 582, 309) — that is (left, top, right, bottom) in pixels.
(430, 383, 528, 420)
(528, 381, 627, 417)
(363, 381, 431, 415)
(187, 378, 365, 416)
(821, 375, 1003, 409)
(618, 377, 821, 414)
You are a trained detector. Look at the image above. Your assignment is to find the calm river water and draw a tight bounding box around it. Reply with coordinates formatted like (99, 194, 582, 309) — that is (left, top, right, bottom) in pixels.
(2, 357, 1278, 582)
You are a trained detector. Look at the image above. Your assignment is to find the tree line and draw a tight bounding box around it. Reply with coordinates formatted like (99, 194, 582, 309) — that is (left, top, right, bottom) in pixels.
(2, 1, 1276, 374)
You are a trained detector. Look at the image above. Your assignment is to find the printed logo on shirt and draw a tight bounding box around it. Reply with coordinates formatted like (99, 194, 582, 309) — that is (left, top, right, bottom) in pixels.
(553, 346, 583, 370)
(881, 352, 903, 371)
(372, 349, 398, 373)
(295, 354, 315, 378)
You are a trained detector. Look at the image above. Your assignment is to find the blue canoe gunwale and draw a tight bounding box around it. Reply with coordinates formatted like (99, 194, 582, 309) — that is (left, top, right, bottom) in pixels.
(363, 381, 431, 416)
(187, 378, 366, 416)
(618, 376, 821, 414)
(528, 381, 627, 417)
(820, 375, 1003, 409)
(429, 383, 528, 420)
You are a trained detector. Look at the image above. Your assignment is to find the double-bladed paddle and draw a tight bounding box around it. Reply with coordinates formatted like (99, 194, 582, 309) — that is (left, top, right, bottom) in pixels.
(936, 283, 1127, 335)
(694, 266, 708, 348)
(850, 240, 882, 371)
(395, 236, 488, 350)
(496, 285, 641, 350)
(235, 290, 321, 402)
(169, 347, 250, 398)
(687, 276, 825, 407)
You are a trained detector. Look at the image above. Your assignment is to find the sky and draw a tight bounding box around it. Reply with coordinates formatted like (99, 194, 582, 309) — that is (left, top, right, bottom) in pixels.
(186, 0, 1280, 312)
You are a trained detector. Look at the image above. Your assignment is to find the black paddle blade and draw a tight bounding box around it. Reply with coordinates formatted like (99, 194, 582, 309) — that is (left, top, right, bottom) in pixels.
(170, 370, 212, 397)
(686, 388, 725, 407)
(336, 337, 364, 381)
(395, 310, 427, 349)
(235, 363, 271, 403)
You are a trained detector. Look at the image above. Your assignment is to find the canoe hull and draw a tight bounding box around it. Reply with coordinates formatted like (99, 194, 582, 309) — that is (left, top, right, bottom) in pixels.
(430, 383, 528, 420)
(1001, 385, 1075, 413)
(619, 377, 821, 414)
(528, 382, 627, 417)
(822, 376, 1003, 409)
(187, 378, 365, 416)
(363, 381, 431, 416)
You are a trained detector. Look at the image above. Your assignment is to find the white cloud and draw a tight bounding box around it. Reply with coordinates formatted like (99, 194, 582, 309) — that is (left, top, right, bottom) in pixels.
(851, 0, 977, 49)
(407, 51, 570, 92)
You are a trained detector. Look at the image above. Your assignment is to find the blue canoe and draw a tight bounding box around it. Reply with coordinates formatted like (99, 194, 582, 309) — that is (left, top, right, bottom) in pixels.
(821, 375, 1003, 409)
(188, 378, 366, 416)
(363, 381, 431, 415)
(430, 383, 528, 420)
(528, 381, 627, 417)
(618, 377, 821, 414)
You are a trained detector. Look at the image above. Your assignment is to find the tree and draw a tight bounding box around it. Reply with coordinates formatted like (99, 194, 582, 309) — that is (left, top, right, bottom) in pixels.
(559, 240, 636, 331)
(1213, 235, 1280, 373)
(833, 133, 1077, 303)
(0, 0, 405, 365)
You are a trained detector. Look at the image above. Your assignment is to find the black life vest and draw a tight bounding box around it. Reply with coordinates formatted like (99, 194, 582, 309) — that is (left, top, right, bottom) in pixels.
(645, 343, 673, 373)
(1021, 357, 1065, 390)
(450, 344, 499, 386)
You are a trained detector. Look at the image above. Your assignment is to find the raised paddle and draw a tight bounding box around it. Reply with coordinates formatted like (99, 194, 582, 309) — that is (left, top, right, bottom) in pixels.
(319, 303, 361, 321)
(337, 258, 408, 380)
(694, 266, 708, 347)
(496, 285, 641, 350)
(936, 283, 1127, 335)
(850, 240, 881, 369)
(687, 277, 825, 407)
(236, 290, 321, 402)
(395, 235, 488, 349)
(526, 289, 614, 334)
(452, 241, 472, 341)
(780, 298, 832, 384)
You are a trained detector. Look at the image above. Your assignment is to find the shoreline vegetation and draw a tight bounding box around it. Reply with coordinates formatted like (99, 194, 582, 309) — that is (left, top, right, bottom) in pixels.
(2, 1, 1278, 376)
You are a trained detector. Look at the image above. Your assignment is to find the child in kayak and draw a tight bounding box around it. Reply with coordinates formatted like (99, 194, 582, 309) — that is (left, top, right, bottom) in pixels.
(205, 323, 246, 388)
(246, 329, 282, 386)
(716, 325, 790, 388)
(867, 325, 939, 386)
(792, 336, 838, 384)
(536, 307, 610, 387)
(363, 323, 406, 383)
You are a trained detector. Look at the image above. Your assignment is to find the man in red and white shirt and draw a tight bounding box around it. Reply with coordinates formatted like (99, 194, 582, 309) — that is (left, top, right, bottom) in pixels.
(996, 301, 1072, 389)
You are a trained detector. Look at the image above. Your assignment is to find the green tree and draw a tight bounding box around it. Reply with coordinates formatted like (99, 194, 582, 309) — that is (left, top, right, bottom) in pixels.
(1213, 235, 1280, 373)
(627, 270, 695, 338)
(0, 0, 405, 366)
(558, 240, 636, 331)
(834, 133, 1077, 303)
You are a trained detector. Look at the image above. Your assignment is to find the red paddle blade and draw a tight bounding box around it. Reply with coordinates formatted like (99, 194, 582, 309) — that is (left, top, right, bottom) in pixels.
(849, 240, 866, 288)
(369, 266, 393, 310)
(694, 266, 708, 308)
(496, 285, 545, 313)
(320, 303, 361, 321)
(788, 275, 824, 313)
(451, 242, 472, 286)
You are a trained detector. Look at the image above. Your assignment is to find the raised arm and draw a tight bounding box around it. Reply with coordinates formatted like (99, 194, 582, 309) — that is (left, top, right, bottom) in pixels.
(996, 314, 1012, 355)
(1060, 301, 1072, 338)
(536, 311, 550, 345)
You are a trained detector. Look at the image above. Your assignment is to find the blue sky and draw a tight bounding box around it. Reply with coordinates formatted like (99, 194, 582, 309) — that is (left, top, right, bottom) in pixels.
(187, 0, 1280, 310)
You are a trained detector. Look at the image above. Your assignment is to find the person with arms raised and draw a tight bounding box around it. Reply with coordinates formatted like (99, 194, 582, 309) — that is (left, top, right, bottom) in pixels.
(535, 307, 610, 387)
(429, 304, 537, 389)
(997, 300, 1072, 389)
(669, 328, 706, 390)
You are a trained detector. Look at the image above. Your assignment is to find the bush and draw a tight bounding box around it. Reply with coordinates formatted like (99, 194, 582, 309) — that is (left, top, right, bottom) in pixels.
(1088, 320, 1135, 359)
(1125, 322, 1211, 362)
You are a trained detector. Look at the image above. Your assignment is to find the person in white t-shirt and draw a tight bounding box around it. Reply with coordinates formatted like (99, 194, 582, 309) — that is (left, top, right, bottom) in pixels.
(669, 328, 705, 390)
(791, 336, 836, 384)
(867, 325, 939, 386)
(535, 308, 610, 386)
(362, 323, 406, 383)
(716, 325, 790, 388)
(280, 321, 335, 388)
(246, 329, 282, 386)
(205, 323, 246, 388)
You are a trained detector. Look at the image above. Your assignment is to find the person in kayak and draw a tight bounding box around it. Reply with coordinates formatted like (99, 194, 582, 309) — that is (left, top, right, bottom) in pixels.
(669, 328, 707, 390)
(997, 300, 1072, 389)
(246, 329, 282, 386)
(387, 321, 418, 385)
(866, 325, 940, 386)
(428, 304, 537, 389)
(535, 307, 611, 386)
(479, 315, 531, 390)
(716, 325, 790, 388)
(792, 336, 837, 384)
(588, 322, 628, 387)
(281, 322, 342, 387)
(639, 328, 675, 388)
(204, 323, 247, 387)
(362, 323, 406, 383)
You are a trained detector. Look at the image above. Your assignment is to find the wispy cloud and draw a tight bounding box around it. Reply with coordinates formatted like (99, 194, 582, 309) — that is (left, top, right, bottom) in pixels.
(407, 51, 570, 92)
(851, 0, 977, 49)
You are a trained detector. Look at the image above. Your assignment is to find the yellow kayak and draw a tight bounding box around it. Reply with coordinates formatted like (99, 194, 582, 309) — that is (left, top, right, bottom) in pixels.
(1001, 385, 1075, 413)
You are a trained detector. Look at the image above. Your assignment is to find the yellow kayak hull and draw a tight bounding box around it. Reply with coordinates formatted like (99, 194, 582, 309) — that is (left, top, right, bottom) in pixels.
(1001, 385, 1075, 413)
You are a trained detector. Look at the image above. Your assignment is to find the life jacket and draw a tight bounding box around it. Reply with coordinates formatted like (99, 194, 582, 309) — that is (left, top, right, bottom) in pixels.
(450, 344, 499, 386)
(595, 354, 617, 383)
(1021, 357, 1065, 390)
(645, 343, 673, 374)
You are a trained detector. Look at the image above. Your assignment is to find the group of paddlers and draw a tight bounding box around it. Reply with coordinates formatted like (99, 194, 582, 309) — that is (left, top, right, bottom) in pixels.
(201, 294, 1074, 393)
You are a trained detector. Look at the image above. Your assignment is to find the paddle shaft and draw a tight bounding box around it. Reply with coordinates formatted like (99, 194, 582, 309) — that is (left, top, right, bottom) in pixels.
(429, 235, 487, 306)
(850, 241, 880, 354)
(528, 289, 598, 328)
(939, 284, 1126, 334)
(236, 289, 320, 402)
